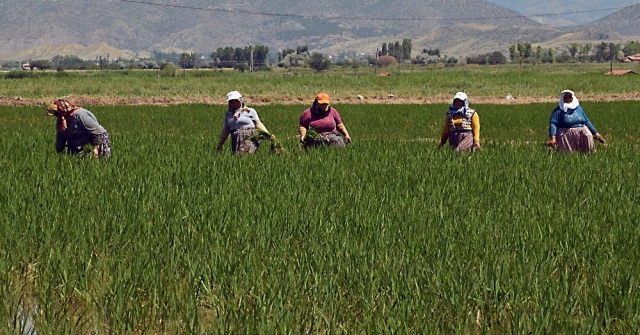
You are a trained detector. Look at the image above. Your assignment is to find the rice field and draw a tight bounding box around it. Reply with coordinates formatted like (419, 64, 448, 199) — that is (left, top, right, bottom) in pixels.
(1, 102, 639, 334)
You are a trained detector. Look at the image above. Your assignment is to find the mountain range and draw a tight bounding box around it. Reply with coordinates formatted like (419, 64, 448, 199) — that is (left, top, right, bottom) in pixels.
(0, 0, 638, 61)
(485, 0, 640, 25)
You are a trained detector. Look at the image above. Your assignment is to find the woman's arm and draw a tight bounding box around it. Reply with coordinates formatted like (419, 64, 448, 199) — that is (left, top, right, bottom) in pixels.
(55, 131, 66, 153)
(336, 123, 351, 143)
(438, 116, 450, 149)
(78, 111, 104, 147)
(299, 126, 307, 143)
(579, 107, 599, 135)
(254, 120, 268, 133)
(471, 113, 481, 149)
(548, 110, 559, 147)
(216, 127, 230, 152)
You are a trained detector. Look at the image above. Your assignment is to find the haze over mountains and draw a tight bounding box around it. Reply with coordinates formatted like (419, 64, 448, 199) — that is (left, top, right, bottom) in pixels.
(0, 0, 638, 61)
(484, 0, 639, 24)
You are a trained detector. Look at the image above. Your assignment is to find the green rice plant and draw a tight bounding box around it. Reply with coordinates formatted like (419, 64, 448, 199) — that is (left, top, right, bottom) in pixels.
(77, 144, 94, 158)
(301, 127, 322, 148)
(248, 129, 286, 154)
(1, 103, 639, 333)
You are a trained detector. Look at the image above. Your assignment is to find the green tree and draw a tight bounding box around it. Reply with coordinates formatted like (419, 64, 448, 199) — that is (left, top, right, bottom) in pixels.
(307, 53, 332, 72)
(622, 41, 640, 56)
(402, 39, 412, 62)
(579, 44, 591, 62)
(393, 41, 402, 61)
(30, 59, 52, 70)
(569, 43, 579, 59)
(508, 45, 518, 61)
(179, 52, 196, 69)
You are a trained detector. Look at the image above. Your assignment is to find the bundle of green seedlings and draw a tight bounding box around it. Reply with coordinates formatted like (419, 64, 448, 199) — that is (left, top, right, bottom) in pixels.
(301, 127, 322, 148)
(248, 129, 286, 154)
(78, 144, 95, 158)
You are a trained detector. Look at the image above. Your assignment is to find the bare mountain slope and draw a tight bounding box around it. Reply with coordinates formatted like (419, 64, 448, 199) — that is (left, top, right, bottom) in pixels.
(1, 0, 636, 61)
(0, 0, 540, 57)
(588, 3, 640, 36)
(483, 0, 640, 24)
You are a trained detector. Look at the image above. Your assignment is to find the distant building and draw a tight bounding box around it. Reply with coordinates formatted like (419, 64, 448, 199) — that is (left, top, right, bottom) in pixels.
(625, 54, 640, 62)
(21, 63, 31, 70)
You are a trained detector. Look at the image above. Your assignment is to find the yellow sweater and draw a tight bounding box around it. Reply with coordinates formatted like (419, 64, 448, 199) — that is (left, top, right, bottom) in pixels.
(440, 113, 480, 143)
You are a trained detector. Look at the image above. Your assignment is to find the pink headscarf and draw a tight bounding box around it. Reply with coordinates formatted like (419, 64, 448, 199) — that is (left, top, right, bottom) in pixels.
(47, 99, 80, 131)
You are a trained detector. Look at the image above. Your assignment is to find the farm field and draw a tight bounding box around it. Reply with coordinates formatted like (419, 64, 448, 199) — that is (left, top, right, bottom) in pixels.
(1, 102, 639, 334)
(1, 63, 640, 106)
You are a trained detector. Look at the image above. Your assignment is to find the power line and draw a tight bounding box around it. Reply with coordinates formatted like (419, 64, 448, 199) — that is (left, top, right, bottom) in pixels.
(119, 0, 635, 21)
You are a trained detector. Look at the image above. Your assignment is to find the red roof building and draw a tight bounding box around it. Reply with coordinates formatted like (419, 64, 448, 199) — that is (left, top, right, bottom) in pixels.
(605, 70, 638, 75)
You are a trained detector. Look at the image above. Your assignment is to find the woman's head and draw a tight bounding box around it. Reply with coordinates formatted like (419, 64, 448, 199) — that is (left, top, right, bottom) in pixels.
(452, 92, 468, 109)
(313, 93, 331, 114)
(562, 92, 573, 103)
(46, 99, 77, 117)
(226, 91, 243, 110)
(559, 90, 579, 112)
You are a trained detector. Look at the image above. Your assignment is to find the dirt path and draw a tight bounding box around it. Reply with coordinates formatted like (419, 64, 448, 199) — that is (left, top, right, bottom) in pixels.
(2, 92, 640, 107)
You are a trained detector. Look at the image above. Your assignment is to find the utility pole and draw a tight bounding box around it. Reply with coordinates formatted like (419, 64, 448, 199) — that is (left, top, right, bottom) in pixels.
(610, 47, 613, 74)
(250, 41, 254, 74)
(353, 52, 357, 75)
(375, 48, 378, 75)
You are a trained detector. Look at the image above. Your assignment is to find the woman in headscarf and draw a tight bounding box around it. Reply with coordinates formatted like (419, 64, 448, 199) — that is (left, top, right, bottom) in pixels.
(438, 92, 480, 152)
(548, 90, 606, 152)
(216, 91, 273, 154)
(298, 92, 352, 147)
(47, 99, 111, 157)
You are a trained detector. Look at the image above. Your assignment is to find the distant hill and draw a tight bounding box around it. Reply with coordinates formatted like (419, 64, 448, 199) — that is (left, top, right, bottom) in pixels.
(483, 0, 640, 25)
(0, 0, 637, 61)
(0, 0, 538, 59)
(588, 3, 640, 36)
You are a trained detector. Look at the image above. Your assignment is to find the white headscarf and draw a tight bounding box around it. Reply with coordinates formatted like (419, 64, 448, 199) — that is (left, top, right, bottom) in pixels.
(558, 90, 579, 112)
(449, 92, 469, 114)
(453, 92, 469, 108)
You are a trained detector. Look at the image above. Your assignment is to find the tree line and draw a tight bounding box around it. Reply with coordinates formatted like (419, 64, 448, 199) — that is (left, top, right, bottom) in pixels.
(468, 41, 640, 65)
(8, 38, 640, 72)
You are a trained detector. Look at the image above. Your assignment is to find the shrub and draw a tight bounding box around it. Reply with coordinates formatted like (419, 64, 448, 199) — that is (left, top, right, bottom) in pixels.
(161, 64, 179, 77)
(377, 55, 397, 67)
(4, 71, 37, 79)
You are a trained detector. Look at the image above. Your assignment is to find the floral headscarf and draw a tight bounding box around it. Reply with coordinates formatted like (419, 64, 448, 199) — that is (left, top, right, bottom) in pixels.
(558, 90, 579, 112)
(47, 99, 80, 131)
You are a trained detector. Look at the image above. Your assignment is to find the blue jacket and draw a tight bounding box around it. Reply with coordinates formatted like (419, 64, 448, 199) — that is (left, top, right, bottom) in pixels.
(549, 105, 598, 137)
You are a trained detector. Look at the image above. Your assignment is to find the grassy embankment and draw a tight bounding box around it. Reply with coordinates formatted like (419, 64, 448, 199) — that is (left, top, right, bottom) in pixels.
(1, 62, 639, 104)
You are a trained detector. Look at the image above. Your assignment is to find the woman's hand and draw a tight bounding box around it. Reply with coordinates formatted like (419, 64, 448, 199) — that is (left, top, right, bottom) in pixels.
(344, 134, 352, 144)
(92, 145, 100, 158)
(547, 136, 557, 148)
(437, 142, 445, 150)
(594, 133, 606, 145)
(216, 145, 223, 153)
(473, 141, 481, 150)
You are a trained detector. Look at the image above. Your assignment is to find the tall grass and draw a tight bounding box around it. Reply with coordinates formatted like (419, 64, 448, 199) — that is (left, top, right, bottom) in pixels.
(0, 103, 639, 333)
(1, 63, 639, 101)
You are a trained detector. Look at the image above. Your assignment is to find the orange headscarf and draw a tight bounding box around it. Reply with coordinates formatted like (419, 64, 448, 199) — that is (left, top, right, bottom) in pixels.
(47, 99, 80, 131)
